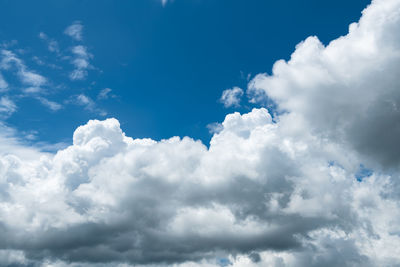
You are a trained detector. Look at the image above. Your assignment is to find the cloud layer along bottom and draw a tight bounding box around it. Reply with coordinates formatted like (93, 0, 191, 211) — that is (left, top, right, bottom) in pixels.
(1, 0, 400, 266)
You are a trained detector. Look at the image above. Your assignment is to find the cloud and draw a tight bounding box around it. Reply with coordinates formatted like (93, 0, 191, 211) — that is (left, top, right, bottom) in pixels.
(64, 21, 83, 41)
(220, 87, 244, 108)
(76, 93, 95, 108)
(161, 0, 168, 7)
(64, 22, 94, 80)
(206, 122, 223, 134)
(97, 88, 113, 100)
(0, 107, 395, 266)
(248, 0, 400, 169)
(0, 96, 16, 117)
(0, 50, 47, 91)
(0, 73, 8, 91)
(0, 0, 400, 266)
(38, 32, 60, 53)
(69, 94, 106, 116)
(36, 96, 62, 111)
(69, 45, 92, 81)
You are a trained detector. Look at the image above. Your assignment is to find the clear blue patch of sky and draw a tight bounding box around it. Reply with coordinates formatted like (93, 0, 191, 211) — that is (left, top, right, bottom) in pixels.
(355, 164, 374, 182)
(0, 0, 370, 145)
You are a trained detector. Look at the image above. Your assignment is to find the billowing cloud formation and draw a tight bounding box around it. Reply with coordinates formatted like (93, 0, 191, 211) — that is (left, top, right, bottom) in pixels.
(248, 0, 400, 169)
(1, 0, 400, 266)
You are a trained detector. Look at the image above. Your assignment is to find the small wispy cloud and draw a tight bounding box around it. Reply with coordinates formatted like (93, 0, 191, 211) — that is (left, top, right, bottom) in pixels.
(64, 21, 83, 41)
(38, 32, 60, 53)
(36, 96, 62, 111)
(69, 94, 106, 116)
(75, 94, 94, 109)
(69, 45, 92, 81)
(97, 88, 113, 100)
(0, 50, 47, 92)
(220, 86, 244, 108)
(0, 96, 17, 117)
(161, 0, 168, 6)
(0, 72, 8, 91)
(19, 69, 47, 87)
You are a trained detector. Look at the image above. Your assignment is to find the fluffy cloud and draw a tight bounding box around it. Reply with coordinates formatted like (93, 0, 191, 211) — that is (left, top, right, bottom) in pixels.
(1, 0, 400, 266)
(248, 0, 400, 169)
(220, 87, 244, 108)
(0, 107, 396, 266)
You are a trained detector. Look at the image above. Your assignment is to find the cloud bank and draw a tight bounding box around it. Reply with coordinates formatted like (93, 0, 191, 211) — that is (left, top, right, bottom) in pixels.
(1, 0, 400, 266)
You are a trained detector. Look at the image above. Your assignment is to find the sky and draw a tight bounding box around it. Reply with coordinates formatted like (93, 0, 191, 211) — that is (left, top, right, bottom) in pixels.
(1, 0, 400, 266)
(0, 0, 369, 146)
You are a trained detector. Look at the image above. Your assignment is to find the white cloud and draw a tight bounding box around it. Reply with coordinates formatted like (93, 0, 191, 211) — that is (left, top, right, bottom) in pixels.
(0, 73, 8, 91)
(75, 93, 94, 108)
(161, 0, 168, 6)
(0, 107, 395, 266)
(0, 50, 47, 90)
(0, 0, 400, 266)
(19, 68, 47, 87)
(64, 21, 83, 41)
(97, 88, 112, 100)
(206, 122, 223, 134)
(220, 87, 244, 108)
(38, 32, 60, 53)
(36, 96, 62, 111)
(69, 45, 92, 81)
(0, 96, 16, 117)
(69, 69, 87, 80)
(69, 94, 106, 116)
(248, 0, 400, 169)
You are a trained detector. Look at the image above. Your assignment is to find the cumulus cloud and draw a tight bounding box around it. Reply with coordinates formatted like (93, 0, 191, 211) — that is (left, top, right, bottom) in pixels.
(1, 0, 400, 266)
(248, 0, 400, 169)
(64, 21, 83, 41)
(220, 87, 244, 108)
(0, 107, 395, 266)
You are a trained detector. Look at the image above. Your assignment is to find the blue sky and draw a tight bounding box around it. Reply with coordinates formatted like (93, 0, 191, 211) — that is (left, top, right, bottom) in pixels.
(0, 0, 369, 146)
